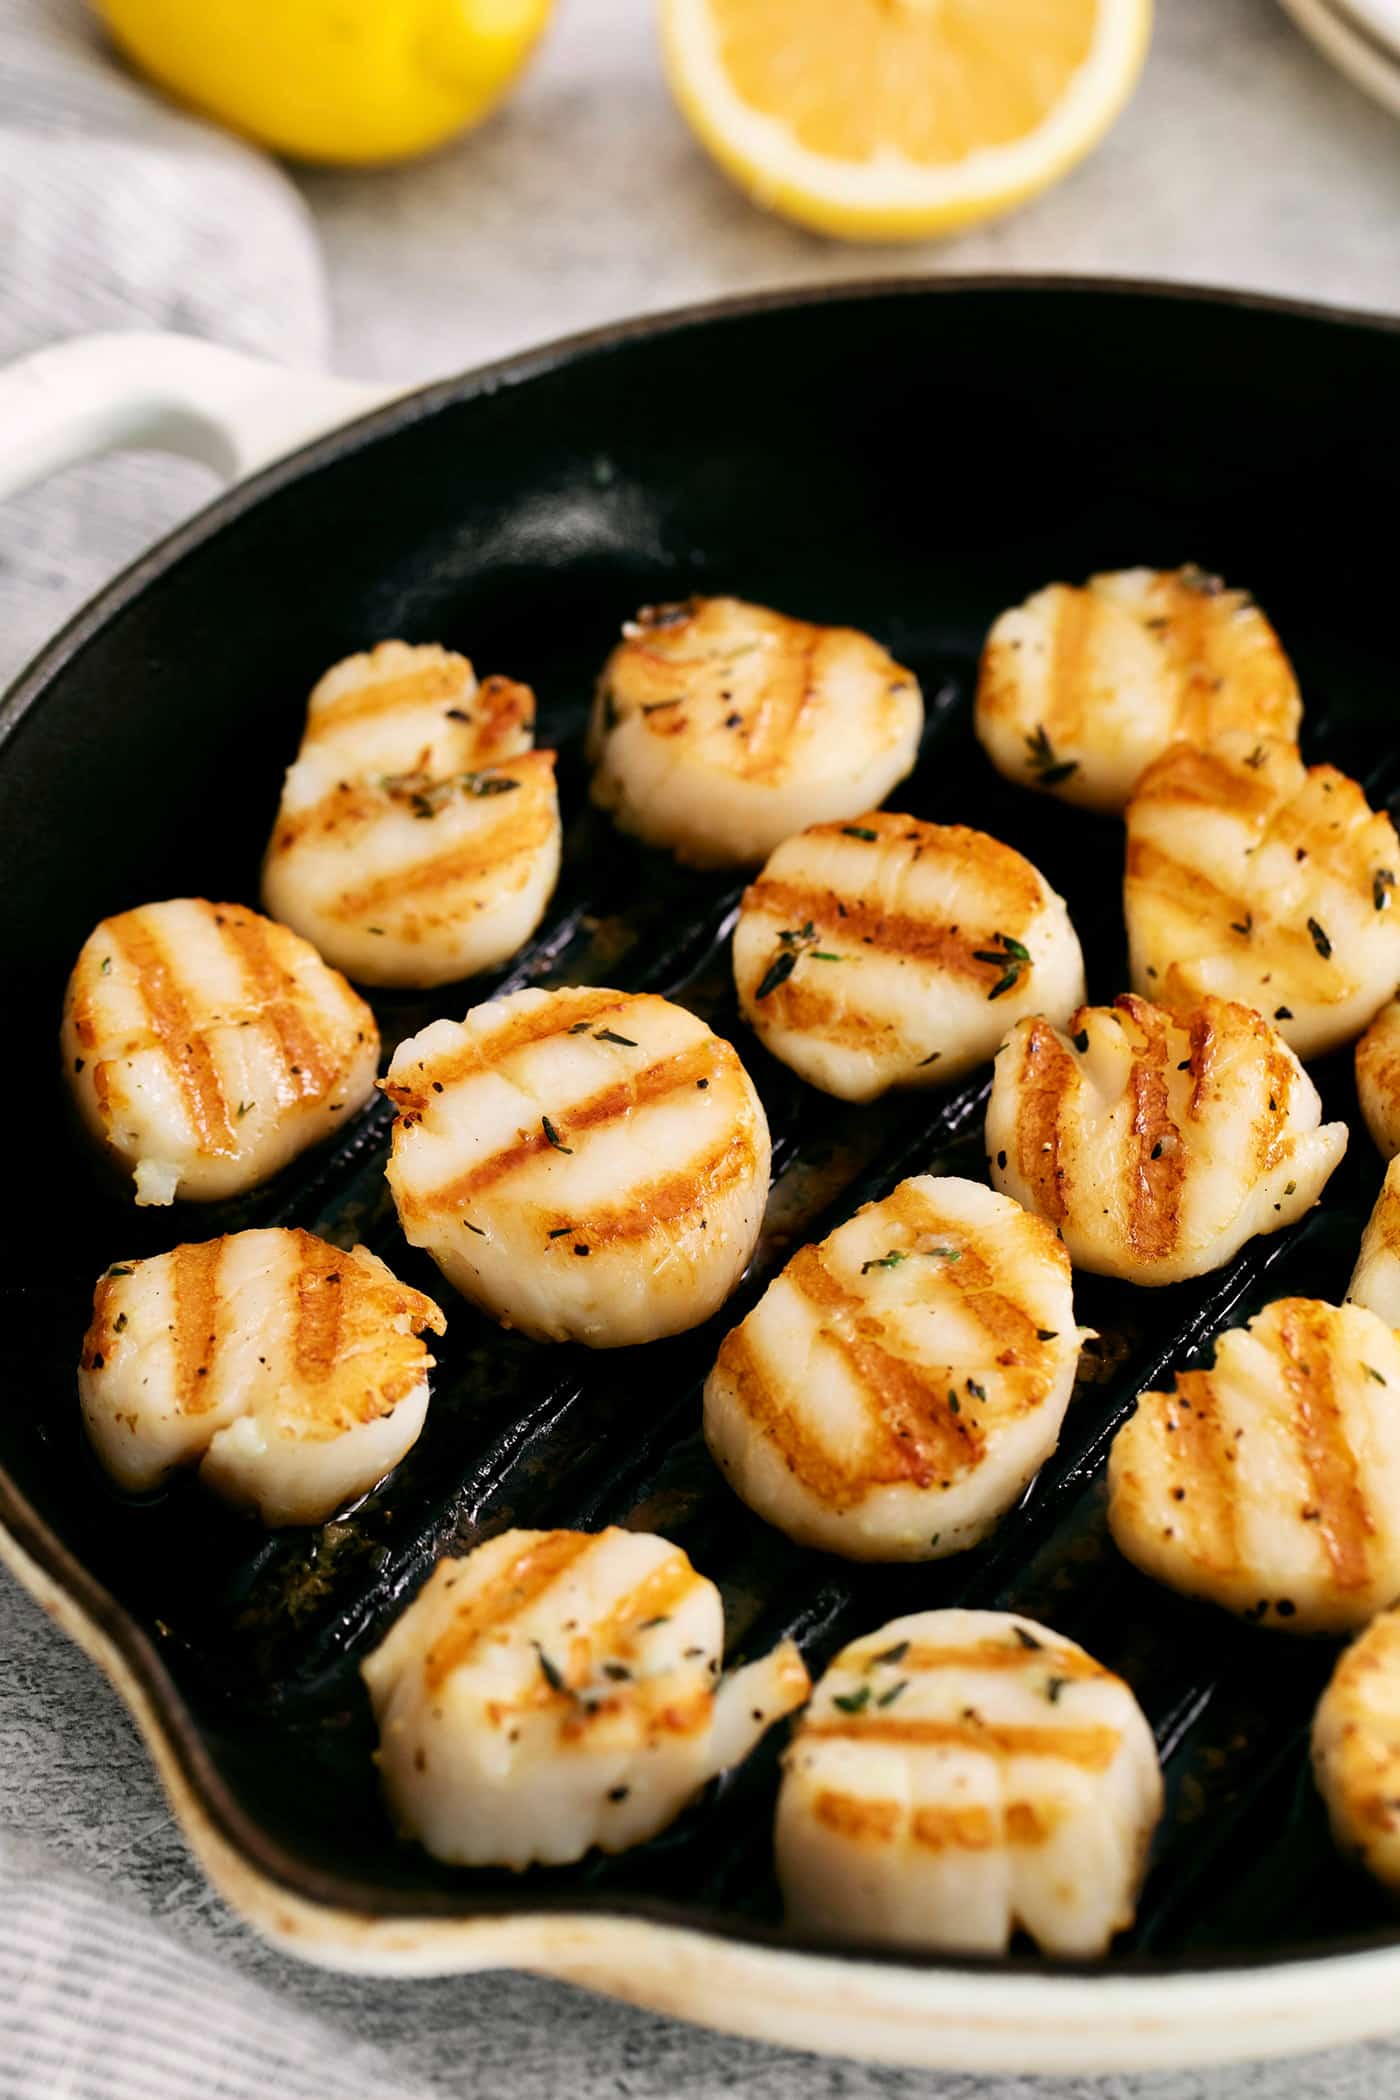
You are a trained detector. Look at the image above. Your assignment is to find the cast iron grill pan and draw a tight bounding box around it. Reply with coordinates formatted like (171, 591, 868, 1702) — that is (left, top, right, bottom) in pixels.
(1, 282, 1398, 1975)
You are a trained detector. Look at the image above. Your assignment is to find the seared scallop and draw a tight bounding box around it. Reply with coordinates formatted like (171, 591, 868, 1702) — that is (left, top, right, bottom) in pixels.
(262, 640, 561, 989)
(1108, 1297, 1400, 1635)
(1125, 734, 1400, 1060)
(1313, 1606, 1400, 1891)
(733, 814, 1085, 1103)
(361, 1525, 810, 1868)
(775, 1609, 1162, 1958)
(79, 1230, 445, 1526)
(975, 565, 1301, 815)
(1347, 1157, 1400, 1329)
(587, 598, 923, 868)
(383, 985, 770, 1347)
(705, 1176, 1085, 1562)
(62, 898, 378, 1207)
(986, 994, 1346, 1286)
(1356, 999, 1400, 1160)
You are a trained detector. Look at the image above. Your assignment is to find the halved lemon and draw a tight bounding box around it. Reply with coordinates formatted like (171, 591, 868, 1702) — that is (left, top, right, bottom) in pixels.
(658, 0, 1152, 242)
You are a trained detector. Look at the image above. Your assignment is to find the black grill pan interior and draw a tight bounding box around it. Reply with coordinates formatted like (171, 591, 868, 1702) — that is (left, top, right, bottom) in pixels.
(1, 282, 1399, 1970)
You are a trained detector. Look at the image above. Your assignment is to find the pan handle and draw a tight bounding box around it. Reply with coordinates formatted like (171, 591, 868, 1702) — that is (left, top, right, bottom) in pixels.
(0, 331, 396, 501)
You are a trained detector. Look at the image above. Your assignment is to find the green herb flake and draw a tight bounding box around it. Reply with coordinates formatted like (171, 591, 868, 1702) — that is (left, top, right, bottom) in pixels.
(1307, 916, 1332, 960)
(1363, 1363, 1388, 1385)
(462, 1219, 486, 1235)
(917, 1050, 942, 1067)
(1377, 870, 1396, 912)
(1243, 744, 1267, 770)
(861, 1250, 909, 1275)
(1230, 914, 1253, 938)
(535, 1647, 568, 1694)
(638, 1615, 670, 1630)
(541, 1115, 573, 1154)
(594, 1028, 638, 1047)
(974, 931, 1031, 1001)
(1012, 1626, 1044, 1651)
(876, 1680, 909, 1709)
(966, 1379, 987, 1402)
(99, 956, 112, 975)
(871, 1640, 910, 1667)
(1045, 1676, 1069, 1704)
(1024, 724, 1079, 787)
(106, 1264, 134, 1278)
(1071, 1028, 1089, 1053)
(1036, 1328, 1059, 1342)
(755, 949, 799, 1001)
(236, 1099, 255, 1120)
(568, 1021, 593, 1034)
(841, 825, 878, 841)
(832, 1685, 871, 1715)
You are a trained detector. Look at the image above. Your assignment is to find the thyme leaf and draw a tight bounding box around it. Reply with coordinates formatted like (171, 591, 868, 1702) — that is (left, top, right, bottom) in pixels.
(541, 1115, 573, 1154)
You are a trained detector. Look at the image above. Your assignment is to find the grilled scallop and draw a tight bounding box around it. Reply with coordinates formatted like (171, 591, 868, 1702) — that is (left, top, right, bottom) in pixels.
(705, 1176, 1086, 1562)
(78, 1230, 445, 1526)
(1356, 1000, 1400, 1160)
(61, 898, 378, 1207)
(1108, 1297, 1400, 1635)
(975, 565, 1301, 815)
(775, 1609, 1162, 1958)
(1125, 734, 1400, 1061)
(383, 985, 770, 1348)
(1346, 1157, 1400, 1329)
(361, 1525, 810, 1868)
(262, 640, 561, 989)
(586, 598, 923, 869)
(1313, 1607, 1400, 1891)
(986, 994, 1347, 1286)
(733, 814, 1085, 1104)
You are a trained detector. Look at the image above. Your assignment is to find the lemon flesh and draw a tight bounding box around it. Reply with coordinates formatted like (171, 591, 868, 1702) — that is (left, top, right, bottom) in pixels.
(659, 0, 1152, 242)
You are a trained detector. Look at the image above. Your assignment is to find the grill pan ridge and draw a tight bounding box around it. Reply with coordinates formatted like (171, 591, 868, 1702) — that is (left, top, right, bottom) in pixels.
(2, 282, 1400, 2055)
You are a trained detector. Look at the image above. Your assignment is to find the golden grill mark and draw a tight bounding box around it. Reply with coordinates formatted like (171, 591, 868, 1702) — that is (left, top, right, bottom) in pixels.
(843, 1640, 1104, 1680)
(1045, 585, 1095, 748)
(593, 1554, 700, 1661)
(327, 755, 556, 918)
(804, 1716, 1121, 1769)
(911, 1803, 999, 1852)
(1015, 1018, 1075, 1225)
(744, 878, 1001, 987)
(1278, 1302, 1374, 1592)
(392, 989, 631, 1106)
(787, 1245, 983, 1488)
(739, 626, 820, 782)
(1161, 1373, 1239, 1574)
(173, 1239, 226, 1415)
(1118, 995, 1184, 1263)
(217, 906, 340, 1100)
(713, 1326, 879, 1509)
(105, 911, 238, 1158)
(306, 662, 471, 738)
(292, 1232, 347, 1387)
(423, 1532, 595, 1693)
(874, 1183, 1058, 1373)
(412, 1039, 723, 1214)
(813, 1790, 902, 1844)
(551, 1128, 755, 1251)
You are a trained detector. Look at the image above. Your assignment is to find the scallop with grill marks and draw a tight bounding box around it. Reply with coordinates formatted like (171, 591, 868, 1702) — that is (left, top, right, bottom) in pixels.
(975, 565, 1301, 815)
(1346, 1156, 1400, 1329)
(262, 640, 561, 989)
(704, 1175, 1086, 1561)
(362, 1525, 810, 1868)
(587, 597, 923, 868)
(775, 1609, 1162, 1957)
(79, 1230, 445, 1526)
(1313, 1606, 1400, 1892)
(62, 897, 379, 1206)
(733, 813, 1085, 1103)
(1125, 734, 1400, 1060)
(986, 993, 1346, 1285)
(383, 986, 770, 1347)
(1356, 998, 1400, 1161)
(1108, 1297, 1400, 1635)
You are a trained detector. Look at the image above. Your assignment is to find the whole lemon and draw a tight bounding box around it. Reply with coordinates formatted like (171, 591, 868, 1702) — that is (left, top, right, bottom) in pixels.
(92, 0, 554, 166)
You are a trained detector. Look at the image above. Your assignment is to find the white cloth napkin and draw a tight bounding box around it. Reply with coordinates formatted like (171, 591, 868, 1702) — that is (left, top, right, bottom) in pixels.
(0, 0, 328, 690)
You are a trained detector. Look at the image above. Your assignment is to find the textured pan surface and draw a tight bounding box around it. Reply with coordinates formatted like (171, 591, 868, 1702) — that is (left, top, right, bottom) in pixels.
(3, 282, 1400, 1989)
